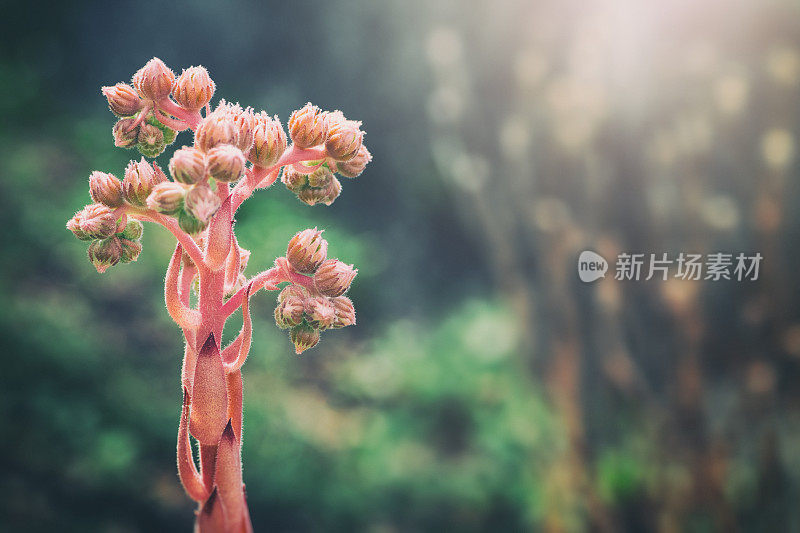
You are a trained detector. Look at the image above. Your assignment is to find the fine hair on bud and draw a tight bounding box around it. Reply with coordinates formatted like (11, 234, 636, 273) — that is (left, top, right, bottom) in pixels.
(303, 296, 336, 330)
(172, 66, 215, 110)
(324, 111, 364, 162)
(185, 184, 221, 223)
(88, 236, 123, 273)
(113, 118, 140, 148)
(336, 145, 372, 178)
(169, 146, 207, 184)
(207, 144, 245, 182)
(249, 112, 287, 167)
(119, 238, 143, 263)
(194, 110, 236, 152)
(121, 219, 144, 240)
(288, 103, 329, 148)
(147, 182, 187, 214)
(89, 171, 124, 207)
(286, 228, 328, 274)
(281, 167, 308, 193)
(290, 321, 320, 354)
(79, 203, 119, 239)
(313, 258, 357, 297)
(132, 57, 175, 101)
(123, 158, 166, 206)
(102, 84, 143, 117)
(331, 296, 356, 328)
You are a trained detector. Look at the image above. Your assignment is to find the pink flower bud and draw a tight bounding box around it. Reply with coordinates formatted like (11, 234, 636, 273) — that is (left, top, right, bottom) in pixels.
(330, 296, 356, 328)
(286, 228, 328, 274)
(113, 118, 140, 148)
(178, 210, 207, 234)
(320, 176, 342, 206)
(185, 184, 221, 223)
(123, 158, 165, 206)
(230, 105, 256, 152)
(119, 238, 143, 263)
(307, 166, 333, 188)
(121, 219, 143, 240)
(172, 66, 215, 110)
(290, 322, 320, 354)
(324, 114, 364, 161)
(288, 103, 328, 148)
(278, 284, 308, 303)
(89, 171, 124, 207)
(137, 122, 166, 157)
(66, 209, 92, 241)
(303, 296, 336, 330)
(146, 182, 187, 214)
(132, 57, 175, 101)
(169, 146, 207, 184)
(313, 259, 357, 297)
(248, 112, 287, 167)
(79, 203, 119, 239)
(281, 167, 308, 192)
(88, 236, 123, 273)
(336, 145, 372, 178)
(274, 298, 304, 329)
(194, 111, 236, 152)
(102, 83, 143, 117)
(207, 144, 245, 182)
(297, 185, 329, 206)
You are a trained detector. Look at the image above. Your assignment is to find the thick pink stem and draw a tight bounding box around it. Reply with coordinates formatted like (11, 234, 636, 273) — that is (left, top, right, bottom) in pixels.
(157, 97, 203, 130)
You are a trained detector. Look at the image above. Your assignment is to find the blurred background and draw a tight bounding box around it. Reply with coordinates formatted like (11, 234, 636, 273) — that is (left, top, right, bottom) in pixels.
(2, 0, 800, 530)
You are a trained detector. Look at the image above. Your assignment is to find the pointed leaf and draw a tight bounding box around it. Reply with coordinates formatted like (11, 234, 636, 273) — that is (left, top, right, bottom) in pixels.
(223, 285, 253, 373)
(189, 334, 229, 445)
(196, 487, 227, 533)
(206, 196, 232, 272)
(226, 370, 243, 443)
(214, 420, 244, 530)
(224, 235, 241, 293)
(166, 244, 201, 329)
(177, 387, 208, 501)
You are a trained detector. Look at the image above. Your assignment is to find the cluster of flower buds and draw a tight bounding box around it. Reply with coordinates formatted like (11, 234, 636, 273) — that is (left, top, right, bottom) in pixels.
(67, 201, 144, 273)
(104, 58, 217, 158)
(274, 228, 357, 353)
(279, 104, 372, 205)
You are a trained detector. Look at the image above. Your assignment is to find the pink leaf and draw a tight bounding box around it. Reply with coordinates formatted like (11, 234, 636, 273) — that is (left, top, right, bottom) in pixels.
(177, 387, 208, 502)
(214, 420, 244, 530)
(166, 244, 201, 329)
(189, 334, 229, 445)
(196, 487, 227, 533)
(223, 285, 253, 373)
(206, 196, 232, 272)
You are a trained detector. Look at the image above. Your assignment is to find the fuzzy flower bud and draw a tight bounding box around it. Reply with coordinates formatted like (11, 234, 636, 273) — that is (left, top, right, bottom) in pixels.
(89, 171, 124, 207)
(288, 103, 328, 148)
(66, 210, 92, 241)
(169, 146, 207, 184)
(195, 111, 236, 152)
(324, 113, 364, 161)
(172, 66, 215, 110)
(290, 322, 320, 355)
(147, 182, 186, 214)
(137, 122, 166, 158)
(313, 259, 357, 297)
(121, 219, 144, 240)
(278, 284, 309, 303)
(286, 228, 328, 274)
(113, 118, 140, 148)
(275, 298, 305, 329)
(281, 167, 308, 193)
(248, 112, 287, 167)
(123, 158, 165, 206)
(132, 57, 175, 101)
(178, 210, 206, 234)
(307, 166, 333, 188)
(185, 184, 221, 223)
(79, 203, 119, 239)
(330, 296, 356, 328)
(102, 84, 143, 117)
(88, 236, 123, 273)
(304, 296, 336, 330)
(119, 238, 143, 263)
(297, 185, 330, 206)
(207, 144, 245, 182)
(321, 176, 342, 206)
(226, 104, 256, 152)
(336, 145, 372, 178)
